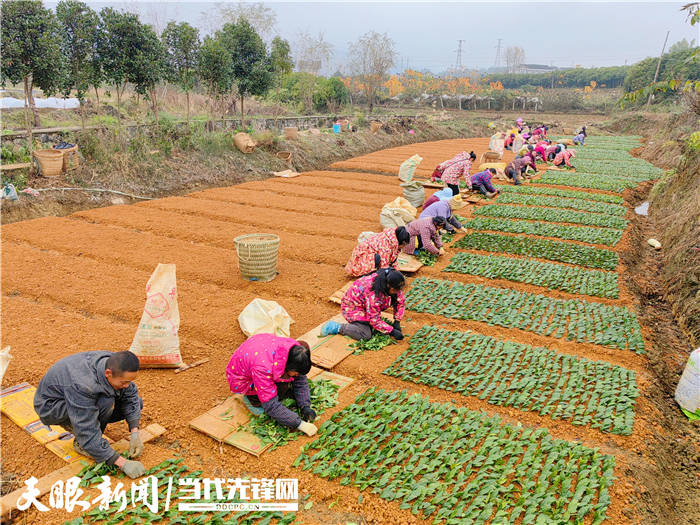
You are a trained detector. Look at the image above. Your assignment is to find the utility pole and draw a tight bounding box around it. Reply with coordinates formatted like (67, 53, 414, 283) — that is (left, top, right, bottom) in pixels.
(494, 38, 503, 68)
(647, 30, 670, 109)
(456, 39, 465, 73)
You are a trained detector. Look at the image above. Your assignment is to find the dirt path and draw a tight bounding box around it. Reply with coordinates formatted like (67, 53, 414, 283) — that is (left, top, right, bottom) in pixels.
(2, 137, 697, 525)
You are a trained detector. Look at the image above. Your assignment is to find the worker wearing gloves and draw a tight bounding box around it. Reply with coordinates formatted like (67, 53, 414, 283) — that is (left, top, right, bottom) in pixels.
(34, 351, 145, 479)
(419, 195, 466, 233)
(322, 268, 406, 342)
(438, 151, 476, 195)
(226, 334, 317, 437)
(403, 216, 447, 256)
(344, 226, 410, 277)
(470, 168, 501, 197)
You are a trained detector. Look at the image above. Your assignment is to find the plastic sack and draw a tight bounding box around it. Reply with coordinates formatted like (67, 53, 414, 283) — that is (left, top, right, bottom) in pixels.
(0, 346, 12, 384)
(400, 180, 426, 208)
(398, 154, 423, 182)
(2, 183, 18, 201)
(357, 231, 376, 244)
(238, 298, 293, 338)
(383, 196, 417, 217)
(233, 132, 256, 153)
(675, 348, 700, 413)
(129, 264, 183, 368)
(380, 205, 415, 229)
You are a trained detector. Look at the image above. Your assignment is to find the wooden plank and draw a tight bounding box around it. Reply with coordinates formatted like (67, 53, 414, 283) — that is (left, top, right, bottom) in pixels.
(309, 336, 353, 369)
(175, 358, 210, 374)
(0, 162, 31, 171)
(0, 424, 166, 519)
(396, 253, 423, 273)
(312, 370, 354, 392)
(329, 282, 351, 305)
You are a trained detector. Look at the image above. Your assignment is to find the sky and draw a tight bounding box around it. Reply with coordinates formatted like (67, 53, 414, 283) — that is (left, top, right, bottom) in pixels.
(45, 1, 700, 74)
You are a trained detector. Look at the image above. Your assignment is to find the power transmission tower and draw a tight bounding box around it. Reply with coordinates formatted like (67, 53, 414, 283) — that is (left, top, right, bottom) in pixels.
(494, 38, 503, 68)
(456, 39, 465, 72)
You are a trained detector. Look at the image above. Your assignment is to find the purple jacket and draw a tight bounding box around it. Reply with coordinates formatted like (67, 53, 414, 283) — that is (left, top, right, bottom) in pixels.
(470, 170, 496, 193)
(419, 200, 462, 232)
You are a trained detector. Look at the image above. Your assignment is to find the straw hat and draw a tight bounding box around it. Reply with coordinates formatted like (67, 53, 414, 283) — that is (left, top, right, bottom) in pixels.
(449, 194, 467, 210)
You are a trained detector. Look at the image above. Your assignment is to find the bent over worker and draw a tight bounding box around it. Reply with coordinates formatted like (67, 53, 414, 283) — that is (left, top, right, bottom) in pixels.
(226, 334, 318, 437)
(34, 351, 145, 478)
(321, 268, 406, 342)
(403, 216, 447, 256)
(419, 196, 465, 233)
(344, 226, 410, 277)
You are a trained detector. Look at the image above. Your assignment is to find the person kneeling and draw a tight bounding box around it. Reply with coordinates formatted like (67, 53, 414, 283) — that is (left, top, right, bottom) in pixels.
(226, 335, 318, 437)
(34, 351, 146, 479)
(322, 268, 406, 342)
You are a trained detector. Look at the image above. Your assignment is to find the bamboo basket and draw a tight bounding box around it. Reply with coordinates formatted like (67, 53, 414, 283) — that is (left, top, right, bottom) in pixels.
(234, 233, 280, 282)
(33, 149, 64, 177)
(370, 121, 382, 133)
(284, 127, 298, 140)
(54, 144, 80, 170)
(276, 151, 292, 162)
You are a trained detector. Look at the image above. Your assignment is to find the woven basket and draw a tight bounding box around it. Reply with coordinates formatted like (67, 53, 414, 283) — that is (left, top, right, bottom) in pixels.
(33, 149, 64, 177)
(234, 233, 280, 282)
(370, 121, 382, 133)
(276, 151, 292, 162)
(54, 144, 80, 170)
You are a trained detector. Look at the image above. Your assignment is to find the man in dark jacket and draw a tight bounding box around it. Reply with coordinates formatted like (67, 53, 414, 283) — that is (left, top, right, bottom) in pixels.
(34, 351, 146, 478)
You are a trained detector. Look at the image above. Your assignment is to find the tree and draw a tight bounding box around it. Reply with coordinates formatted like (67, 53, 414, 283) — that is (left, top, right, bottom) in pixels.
(162, 21, 200, 126)
(220, 18, 272, 126)
(504, 46, 526, 73)
(668, 38, 696, 53)
(98, 8, 140, 128)
(197, 35, 233, 121)
(270, 36, 293, 123)
(56, 0, 99, 130)
(129, 24, 168, 130)
(1, 0, 65, 153)
(294, 32, 333, 75)
(215, 1, 277, 37)
(348, 31, 396, 113)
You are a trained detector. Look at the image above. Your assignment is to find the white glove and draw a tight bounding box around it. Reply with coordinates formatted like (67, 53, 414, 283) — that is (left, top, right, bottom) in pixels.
(297, 421, 318, 436)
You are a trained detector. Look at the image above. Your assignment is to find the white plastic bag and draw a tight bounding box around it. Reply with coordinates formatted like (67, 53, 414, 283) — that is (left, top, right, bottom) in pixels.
(129, 264, 183, 368)
(238, 298, 293, 338)
(398, 154, 423, 182)
(0, 346, 12, 384)
(675, 348, 700, 413)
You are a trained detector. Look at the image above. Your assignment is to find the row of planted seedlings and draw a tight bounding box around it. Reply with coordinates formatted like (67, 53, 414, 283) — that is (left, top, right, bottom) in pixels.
(289, 135, 644, 523)
(295, 388, 617, 525)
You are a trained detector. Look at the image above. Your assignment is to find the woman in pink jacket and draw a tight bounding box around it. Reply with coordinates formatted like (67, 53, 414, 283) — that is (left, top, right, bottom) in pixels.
(226, 334, 318, 436)
(321, 269, 406, 342)
(344, 227, 410, 277)
(439, 151, 476, 195)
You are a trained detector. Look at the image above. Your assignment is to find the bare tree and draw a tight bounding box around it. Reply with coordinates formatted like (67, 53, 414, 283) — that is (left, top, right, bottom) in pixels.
(348, 30, 396, 113)
(294, 31, 333, 75)
(202, 1, 277, 37)
(504, 46, 526, 73)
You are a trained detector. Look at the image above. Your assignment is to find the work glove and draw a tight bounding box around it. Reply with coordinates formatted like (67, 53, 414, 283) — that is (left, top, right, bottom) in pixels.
(121, 460, 146, 479)
(300, 406, 317, 422)
(128, 432, 143, 458)
(390, 329, 404, 341)
(297, 421, 318, 437)
(373, 253, 381, 269)
(439, 248, 446, 256)
(392, 320, 402, 332)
